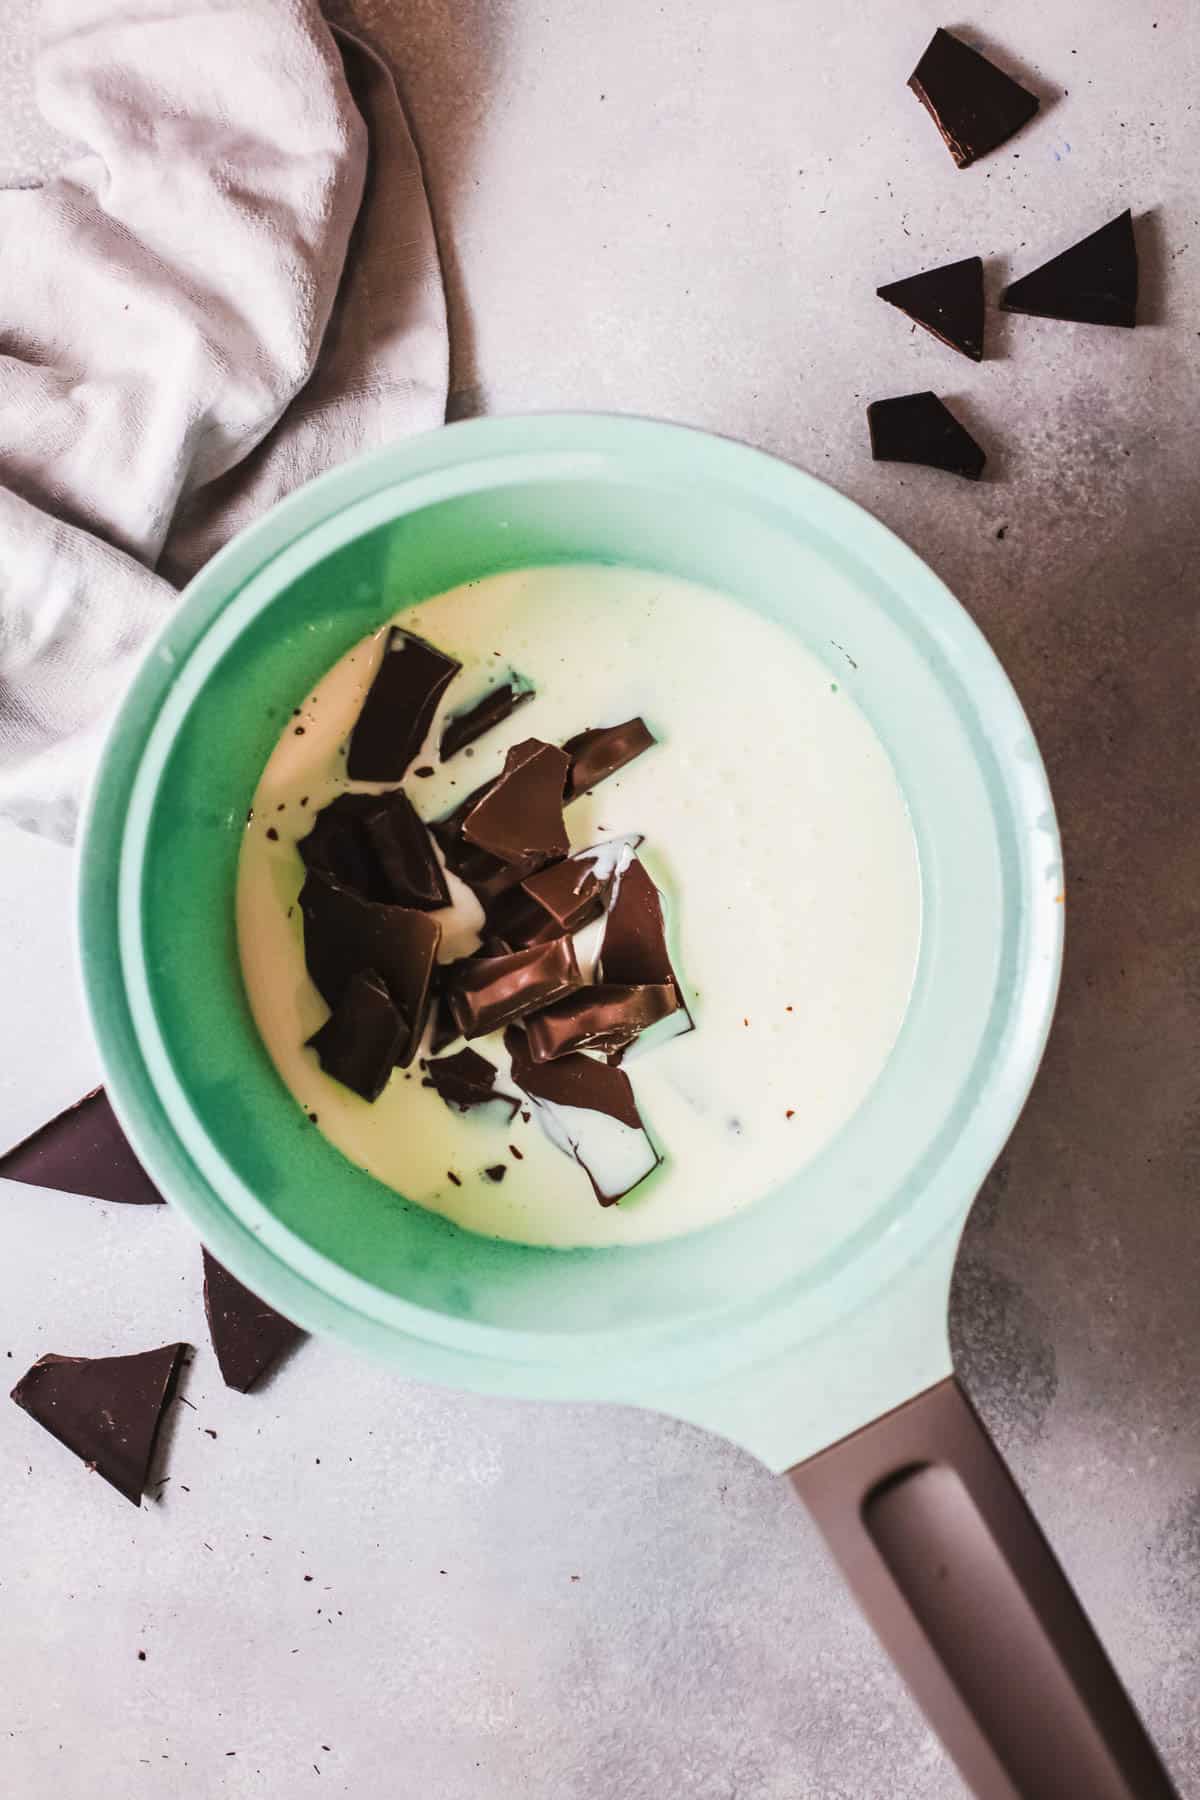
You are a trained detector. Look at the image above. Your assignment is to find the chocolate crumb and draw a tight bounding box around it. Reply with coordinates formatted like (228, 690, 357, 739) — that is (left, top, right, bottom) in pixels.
(509, 1144, 524, 1160)
(304, 1574, 313, 1582)
(785, 1110, 795, 1120)
(266, 828, 279, 841)
(300, 795, 309, 806)
(294, 726, 306, 736)
(996, 525, 1007, 540)
(414, 765, 435, 778)
(447, 1171, 462, 1187)
(203, 1428, 217, 1439)
(308, 1111, 318, 1124)
(246, 807, 254, 823)
(484, 1164, 507, 1183)
(293, 709, 302, 717)
(137, 1650, 147, 1661)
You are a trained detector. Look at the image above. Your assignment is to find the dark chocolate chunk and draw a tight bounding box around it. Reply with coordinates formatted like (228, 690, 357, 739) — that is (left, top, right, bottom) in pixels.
(601, 858, 687, 1000)
(346, 627, 461, 781)
(488, 853, 608, 948)
(504, 1027, 661, 1205)
(0, 1088, 164, 1206)
(867, 392, 986, 481)
(10, 1342, 187, 1506)
(877, 256, 984, 361)
(299, 871, 440, 1066)
(563, 718, 656, 800)
(524, 983, 680, 1063)
(363, 791, 450, 911)
(433, 749, 553, 903)
(462, 739, 570, 866)
(447, 937, 583, 1039)
(307, 969, 408, 1100)
(1000, 209, 1138, 328)
(202, 1250, 306, 1393)
(440, 679, 535, 760)
(907, 28, 1038, 170)
(422, 1045, 519, 1117)
(298, 791, 386, 897)
(427, 985, 461, 1055)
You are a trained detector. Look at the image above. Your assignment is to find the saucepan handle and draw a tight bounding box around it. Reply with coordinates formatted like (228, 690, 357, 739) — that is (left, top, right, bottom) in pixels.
(789, 1376, 1177, 1800)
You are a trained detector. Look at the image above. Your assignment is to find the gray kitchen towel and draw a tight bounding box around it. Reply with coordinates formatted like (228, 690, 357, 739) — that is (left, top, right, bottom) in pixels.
(0, 0, 448, 843)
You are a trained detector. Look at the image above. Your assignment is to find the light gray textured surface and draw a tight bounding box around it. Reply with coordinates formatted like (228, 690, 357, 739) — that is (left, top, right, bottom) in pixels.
(2, 2, 1198, 1796)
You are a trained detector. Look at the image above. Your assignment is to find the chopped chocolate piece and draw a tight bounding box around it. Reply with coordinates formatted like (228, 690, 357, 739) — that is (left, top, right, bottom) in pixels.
(563, 718, 656, 799)
(489, 837, 645, 948)
(346, 627, 461, 780)
(299, 872, 440, 1066)
(907, 28, 1038, 170)
(202, 1251, 306, 1392)
(10, 1342, 187, 1506)
(0, 1088, 164, 1205)
(600, 858, 683, 994)
(428, 992, 461, 1055)
(462, 739, 570, 866)
(504, 1027, 661, 1205)
(433, 749, 552, 902)
(867, 392, 986, 481)
(298, 791, 385, 898)
(525, 983, 680, 1063)
(484, 1165, 508, 1183)
(440, 678, 535, 760)
(877, 256, 984, 361)
(307, 969, 407, 1100)
(423, 1046, 519, 1117)
(363, 791, 450, 911)
(1000, 209, 1138, 328)
(447, 937, 583, 1039)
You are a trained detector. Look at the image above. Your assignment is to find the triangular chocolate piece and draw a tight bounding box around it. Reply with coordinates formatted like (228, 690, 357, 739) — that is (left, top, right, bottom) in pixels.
(346, 627, 461, 781)
(461, 739, 570, 866)
(422, 1045, 520, 1117)
(908, 29, 1039, 169)
(1000, 210, 1137, 327)
(877, 256, 984, 361)
(867, 392, 986, 481)
(202, 1251, 306, 1393)
(0, 1088, 164, 1205)
(10, 1342, 187, 1505)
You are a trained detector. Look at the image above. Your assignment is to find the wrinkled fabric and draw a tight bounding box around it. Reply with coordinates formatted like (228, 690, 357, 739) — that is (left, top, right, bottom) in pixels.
(0, 0, 448, 841)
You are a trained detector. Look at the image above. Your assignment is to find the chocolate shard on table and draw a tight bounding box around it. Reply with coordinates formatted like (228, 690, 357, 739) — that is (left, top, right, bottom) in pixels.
(0, 1088, 164, 1206)
(202, 1250, 306, 1393)
(1000, 209, 1138, 328)
(299, 871, 440, 1066)
(563, 717, 656, 800)
(524, 983, 680, 1063)
(461, 738, 570, 866)
(10, 1342, 187, 1506)
(867, 392, 986, 481)
(505, 1027, 662, 1205)
(362, 790, 450, 911)
(440, 677, 535, 760)
(346, 627, 461, 781)
(446, 936, 583, 1040)
(423, 1045, 520, 1118)
(907, 27, 1038, 170)
(307, 968, 408, 1101)
(877, 255, 984, 362)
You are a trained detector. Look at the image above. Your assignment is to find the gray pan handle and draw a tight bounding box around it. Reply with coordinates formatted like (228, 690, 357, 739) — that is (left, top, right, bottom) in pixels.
(789, 1377, 1177, 1800)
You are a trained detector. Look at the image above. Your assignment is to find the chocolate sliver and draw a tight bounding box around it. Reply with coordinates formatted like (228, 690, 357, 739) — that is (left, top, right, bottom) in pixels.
(307, 969, 408, 1101)
(563, 718, 656, 799)
(299, 871, 440, 1066)
(202, 1250, 305, 1393)
(363, 790, 450, 911)
(525, 983, 679, 1063)
(423, 1045, 520, 1118)
(505, 1027, 661, 1205)
(1000, 210, 1138, 328)
(346, 627, 461, 781)
(877, 256, 984, 362)
(10, 1342, 187, 1506)
(447, 936, 583, 1040)
(462, 738, 570, 866)
(0, 1088, 163, 1205)
(867, 392, 986, 481)
(908, 28, 1038, 170)
(600, 857, 682, 990)
(440, 678, 535, 760)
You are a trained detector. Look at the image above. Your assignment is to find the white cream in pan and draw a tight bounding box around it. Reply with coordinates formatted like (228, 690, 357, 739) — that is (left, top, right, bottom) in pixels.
(236, 564, 921, 1249)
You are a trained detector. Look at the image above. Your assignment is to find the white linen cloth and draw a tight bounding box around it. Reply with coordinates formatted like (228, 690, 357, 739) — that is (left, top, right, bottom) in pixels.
(0, 0, 448, 842)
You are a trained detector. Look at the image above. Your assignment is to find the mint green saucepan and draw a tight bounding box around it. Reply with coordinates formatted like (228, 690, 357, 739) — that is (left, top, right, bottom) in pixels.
(79, 415, 1176, 1799)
